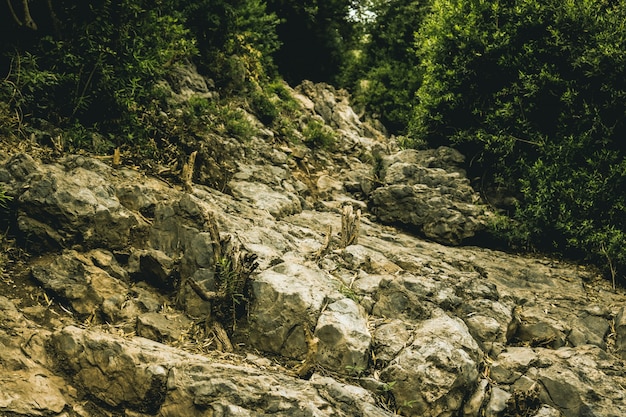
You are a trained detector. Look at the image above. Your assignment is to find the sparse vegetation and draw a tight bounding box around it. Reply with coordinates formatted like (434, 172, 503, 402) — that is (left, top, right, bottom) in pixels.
(303, 120, 336, 150)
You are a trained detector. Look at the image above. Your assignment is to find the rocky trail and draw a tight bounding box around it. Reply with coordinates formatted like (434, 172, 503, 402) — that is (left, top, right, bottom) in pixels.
(1, 77, 626, 417)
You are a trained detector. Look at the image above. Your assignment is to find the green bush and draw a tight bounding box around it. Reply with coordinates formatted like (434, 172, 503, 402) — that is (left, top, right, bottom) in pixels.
(303, 120, 336, 149)
(410, 0, 626, 282)
(1, 0, 197, 151)
(340, 0, 430, 134)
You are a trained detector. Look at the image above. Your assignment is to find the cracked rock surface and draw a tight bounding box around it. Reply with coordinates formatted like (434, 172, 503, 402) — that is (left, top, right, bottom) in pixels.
(1, 79, 626, 417)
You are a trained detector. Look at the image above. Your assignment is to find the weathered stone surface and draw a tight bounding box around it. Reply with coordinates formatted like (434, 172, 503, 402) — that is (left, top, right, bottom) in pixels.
(485, 387, 511, 417)
(372, 319, 412, 364)
(15, 156, 145, 250)
(136, 312, 194, 343)
(31, 249, 128, 316)
(129, 248, 179, 290)
(380, 313, 483, 417)
(248, 262, 338, 358)
(49, 325, 394, 416)
(0, 297, 67, 417)
(369, 148, 489, 245)
(463, 378, 489, 417)
(314, 298, 371, 373)
(567, 313, 609, 348)
(230, 180, 302, 218)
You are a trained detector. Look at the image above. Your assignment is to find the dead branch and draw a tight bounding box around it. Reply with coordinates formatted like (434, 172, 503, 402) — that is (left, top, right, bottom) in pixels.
(181, 151, 197, 193)
(112, 147, 121, 167)
(6, 0, 22, 27)
(296, 326, 319, 378)
(314, 225, 333, 261)
(340, 204, 361, 248)
(187, 277, 220, 302)
(21, 0, 37, 30)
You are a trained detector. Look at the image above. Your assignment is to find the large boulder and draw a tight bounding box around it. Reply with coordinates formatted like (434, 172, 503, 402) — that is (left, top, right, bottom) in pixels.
(380, 313, 483, 417)
(49, 325, 394, 416)
(369, 148, 489, 245)
(314, 298, 372, 374)
(248, 262, 339, 359)
(31, 249, 128, 317)
(13, 155, 147, 250)
(0, 297, 67, 417)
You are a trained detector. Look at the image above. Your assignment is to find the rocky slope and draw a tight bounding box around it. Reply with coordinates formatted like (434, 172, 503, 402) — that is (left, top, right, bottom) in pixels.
(1, 77, 626, 417)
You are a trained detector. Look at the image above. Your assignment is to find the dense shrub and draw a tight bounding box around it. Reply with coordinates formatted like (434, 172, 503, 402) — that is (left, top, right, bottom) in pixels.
(410, 0, 626, 282)
(1, 0, 197, 151)
(340, 0, 430, 134)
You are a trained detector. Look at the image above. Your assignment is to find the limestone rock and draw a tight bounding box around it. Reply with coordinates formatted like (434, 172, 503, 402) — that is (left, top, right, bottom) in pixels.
(314, 298, 371, 373)
(485, 387, 511, 417)
(31, 249, 128, 316)
(463, 378, 489, 417)
(15, 155, 145, 250)
(372, 319, 412, 364)
(248, 262, 338, 358)
(230, 180, 302, 218)
(136, 312, 194, 343)
(380, 313, 483, 417)
(0, 297, 67, 416)
(369, 147, 489, 245)
(49, 325, 394, 416)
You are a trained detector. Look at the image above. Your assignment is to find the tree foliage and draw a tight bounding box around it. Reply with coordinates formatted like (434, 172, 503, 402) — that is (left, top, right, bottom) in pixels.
(0, 0, 282, 152)
(341, 0, 431, 134)
(266, 0, 358, 84)
(408, 0, 626, 281)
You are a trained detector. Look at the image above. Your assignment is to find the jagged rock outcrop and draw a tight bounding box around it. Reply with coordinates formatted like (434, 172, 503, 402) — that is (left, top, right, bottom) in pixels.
(1, 79, 626, 417)
(370, 147, 489, 245)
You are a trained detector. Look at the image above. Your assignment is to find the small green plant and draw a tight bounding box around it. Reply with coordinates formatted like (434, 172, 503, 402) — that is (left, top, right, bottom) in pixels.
(303, 120, 336, 150)
(401, 399, 418, 408)
(339, 285, 361, 303)
(381, 381, 396, 392)
(0, 185, 12, 208)
(250, 89, 279, 125)
(345, 364, 366, 377)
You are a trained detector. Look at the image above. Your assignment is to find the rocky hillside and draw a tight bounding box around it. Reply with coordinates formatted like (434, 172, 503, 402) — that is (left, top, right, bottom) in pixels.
(1, 76, 625, 417)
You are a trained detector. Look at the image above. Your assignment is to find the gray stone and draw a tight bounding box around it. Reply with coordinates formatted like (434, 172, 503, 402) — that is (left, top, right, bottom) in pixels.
(372, 274, 437, 321)
(516, 321, 566, 349)
(369, 147, 489, 245)
(485, 386, 511, 417)
(0, 297, 67, 416)
(380, 313, 482, 417)
(5, 152, 41, 182)
(49, 326, 395, 416)
(314, 298, 371, 373)
(372, 319, 412, 363)
(463, 378, 489, 417)
(533, 405, 564, 417)
(130, 248, 178, 290)
(31, 250, 128, 316)
(248, 263, 337, 358)
(230, 180, 302, 219)
(136, 312, 194, 343)
(16, 158, 144, 250)
(465, 313, 506, 355)
(567, 314, 609, 348)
